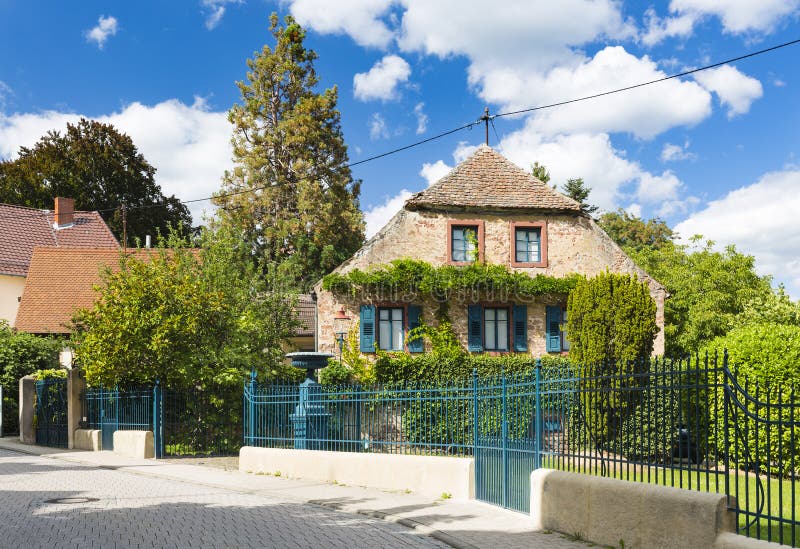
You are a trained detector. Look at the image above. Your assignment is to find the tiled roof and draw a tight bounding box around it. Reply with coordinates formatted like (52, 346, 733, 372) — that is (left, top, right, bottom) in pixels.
(405, 145, 583, 213)
(0, 203, 118, 276)
(295, 294, 316, 337)
(15, 248, 132, 334)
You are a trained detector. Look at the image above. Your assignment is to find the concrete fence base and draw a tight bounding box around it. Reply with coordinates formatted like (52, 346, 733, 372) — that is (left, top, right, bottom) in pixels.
(530, 469, 738, 549)
(113, 430, 154, 459)
(713, 532, 793, 549)
(240, 447, 474, 499)
(73, 429, 101, 451)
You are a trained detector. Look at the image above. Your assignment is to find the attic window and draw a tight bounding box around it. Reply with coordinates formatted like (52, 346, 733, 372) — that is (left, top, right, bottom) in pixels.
(510, 221, 548, 268)
(447, 220, 484, 264)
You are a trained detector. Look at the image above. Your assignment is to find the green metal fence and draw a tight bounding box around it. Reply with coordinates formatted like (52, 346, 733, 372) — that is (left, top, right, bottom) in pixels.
(244, 355, 799, 546)
(34, 378, 68, 448)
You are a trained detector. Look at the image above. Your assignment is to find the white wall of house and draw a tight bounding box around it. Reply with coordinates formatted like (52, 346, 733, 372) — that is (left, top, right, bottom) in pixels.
(0, 274, 25, 327)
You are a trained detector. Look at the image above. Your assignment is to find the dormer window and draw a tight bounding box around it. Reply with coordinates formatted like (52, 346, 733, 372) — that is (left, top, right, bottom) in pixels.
(510, 221, 548, 267)
(447, 220, 484, 264)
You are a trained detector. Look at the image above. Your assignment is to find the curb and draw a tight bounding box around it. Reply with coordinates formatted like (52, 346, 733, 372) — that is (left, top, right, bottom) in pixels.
(0, 440, 470, 548)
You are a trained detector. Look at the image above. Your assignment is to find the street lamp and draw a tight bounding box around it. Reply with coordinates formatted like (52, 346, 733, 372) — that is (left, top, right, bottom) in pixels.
(333, 307, 352, 365)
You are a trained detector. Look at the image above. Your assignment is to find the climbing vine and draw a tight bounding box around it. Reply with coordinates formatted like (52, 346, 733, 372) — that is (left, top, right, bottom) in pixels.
(322, 259, 580, 300)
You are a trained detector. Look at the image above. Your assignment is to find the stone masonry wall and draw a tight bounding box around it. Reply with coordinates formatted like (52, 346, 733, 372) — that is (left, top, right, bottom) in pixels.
(316, 208, 666, 356)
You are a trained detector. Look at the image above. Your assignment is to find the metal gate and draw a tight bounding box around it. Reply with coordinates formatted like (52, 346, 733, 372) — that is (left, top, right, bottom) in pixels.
(34, 378, 68, 447)
(474, 372, 544, 513)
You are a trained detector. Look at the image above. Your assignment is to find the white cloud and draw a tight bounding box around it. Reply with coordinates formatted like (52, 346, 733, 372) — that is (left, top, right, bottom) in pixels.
(670, 0, 800, 35)
(364, 189, 413, 238)
(353, 55, 411, 101)
(483, 46, 712, 139)
(636, 171, 683, 204)
(641, 8, 696, 46)
(661, 140, 697, 162)
(413, 102, 428, 134)
(201, 0, 243, 30)
(0, 98, 231, 223)
(694, 65, 763, 118)
(674, 169, 800, 298)
(288, 0, 396, 48)
(85, 15, 118, 49)
(419, 160, 451, 186)
(368, 113, 390, 140)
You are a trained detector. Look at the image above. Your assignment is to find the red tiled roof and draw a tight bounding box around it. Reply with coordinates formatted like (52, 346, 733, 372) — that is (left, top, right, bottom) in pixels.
(405, 145, 583, 213)
(0, 203, 118, 276)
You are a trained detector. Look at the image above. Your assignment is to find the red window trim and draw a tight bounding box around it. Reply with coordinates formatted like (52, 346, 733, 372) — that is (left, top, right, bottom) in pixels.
(510, 221, 548, 268)
(447, 220, 485, 265)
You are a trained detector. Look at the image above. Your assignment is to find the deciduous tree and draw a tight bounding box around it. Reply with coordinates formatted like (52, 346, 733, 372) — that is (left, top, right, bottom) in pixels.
(0, 118, 191, 245)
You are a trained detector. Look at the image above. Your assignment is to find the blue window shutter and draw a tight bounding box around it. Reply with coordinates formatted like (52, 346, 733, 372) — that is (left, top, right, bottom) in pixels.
(360, 305, 376, 353)
(468, 304, 483, 353)
(545, 306, 561, 353)
(513, 304, 527, 352)
(407, 305, 423, 353)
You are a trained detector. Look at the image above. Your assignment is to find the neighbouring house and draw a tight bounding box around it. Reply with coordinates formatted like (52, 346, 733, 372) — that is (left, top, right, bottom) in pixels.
(15, 246, 319, 351)
(0, 198, 119, 327)
(314, 145, 666, 356)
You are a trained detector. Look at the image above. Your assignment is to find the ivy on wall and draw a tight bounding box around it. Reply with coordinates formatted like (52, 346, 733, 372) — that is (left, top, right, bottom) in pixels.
(322, 259, 581, 299)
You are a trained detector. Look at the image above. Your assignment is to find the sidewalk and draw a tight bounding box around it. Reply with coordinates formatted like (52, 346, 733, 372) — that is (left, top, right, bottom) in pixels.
(0, 437, 587, 549)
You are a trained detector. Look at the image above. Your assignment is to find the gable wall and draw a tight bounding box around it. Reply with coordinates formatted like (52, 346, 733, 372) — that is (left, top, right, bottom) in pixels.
(317, 208, 666, 356)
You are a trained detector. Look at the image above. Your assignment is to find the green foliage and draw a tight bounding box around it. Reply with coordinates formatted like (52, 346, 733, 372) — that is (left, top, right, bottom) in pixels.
(561, 178, 598, 215)
(0, 118, 192, 244)
(32, 368, 68, 380)
(597, 209, 674, 252)
(567, 273, 657, 444)
(567, 272, 657, 365)
(0, 323, 61, 434)
(73, 225, 302, 388)
(323, 259, 580, 300)
(214, 14, 364, 290)
(630, 238, 773, 356)
(319, 321, 375, 385)
(733, 285, 800, 329)
(704, 324, 800, 474)
(530, 161, 551, 184)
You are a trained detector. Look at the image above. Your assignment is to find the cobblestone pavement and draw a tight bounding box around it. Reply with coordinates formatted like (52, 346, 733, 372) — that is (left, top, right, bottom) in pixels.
(0, 449, 447, 549)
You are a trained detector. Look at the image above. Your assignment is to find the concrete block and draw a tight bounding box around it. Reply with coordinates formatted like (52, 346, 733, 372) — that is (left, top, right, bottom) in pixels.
(113, 430, 154, 459)
(18, 376, 35, 444)
(240, 447, 474, 499)
(73, 429, 101, 451)
(531, 468, 737, 549)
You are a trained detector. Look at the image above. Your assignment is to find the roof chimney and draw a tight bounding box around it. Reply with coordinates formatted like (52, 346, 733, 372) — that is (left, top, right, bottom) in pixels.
(54, 197, 75, 229)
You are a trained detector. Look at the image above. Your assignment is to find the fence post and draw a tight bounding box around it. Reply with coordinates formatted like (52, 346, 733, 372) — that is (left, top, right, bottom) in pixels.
(66, 369, 85, 449)
(472, 368, 478, 461)
(247, 370, 256, 447)
(501, 372, 508, 509)
(534, 358, 543, 470)
(722, 350, 732, 510)
(153, 381, 163, 459)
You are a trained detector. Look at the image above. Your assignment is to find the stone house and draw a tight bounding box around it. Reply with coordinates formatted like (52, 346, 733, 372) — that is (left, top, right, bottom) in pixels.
(314, 145, 666, 357)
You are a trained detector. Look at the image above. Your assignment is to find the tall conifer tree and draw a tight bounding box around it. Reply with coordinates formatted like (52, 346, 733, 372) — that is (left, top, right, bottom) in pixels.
(215, 14, 365, 289)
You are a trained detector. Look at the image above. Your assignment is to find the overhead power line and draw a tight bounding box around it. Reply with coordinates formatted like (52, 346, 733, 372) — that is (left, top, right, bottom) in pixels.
(0, 37, 797, 221)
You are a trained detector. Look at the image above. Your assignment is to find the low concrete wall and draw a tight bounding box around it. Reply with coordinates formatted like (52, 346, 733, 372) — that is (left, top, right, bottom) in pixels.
(73, 429, 101, 451)
(113, 430, 154, 459)
(240, 447, 474, 499)
(714, 533, 793, 549)
(530, 469, 737, 549)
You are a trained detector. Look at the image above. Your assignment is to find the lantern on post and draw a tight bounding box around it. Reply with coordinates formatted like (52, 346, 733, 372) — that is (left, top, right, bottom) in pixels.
(333, 308, 352, 366)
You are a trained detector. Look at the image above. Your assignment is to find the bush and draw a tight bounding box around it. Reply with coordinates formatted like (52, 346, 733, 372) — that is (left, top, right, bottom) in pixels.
(704, 323, 800, 474)
(0, 323, 60, 435)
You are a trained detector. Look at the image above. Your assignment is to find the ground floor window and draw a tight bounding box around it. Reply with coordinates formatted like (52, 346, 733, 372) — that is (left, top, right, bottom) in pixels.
(378, 307, 404, 351)
(484, 307, 509, 351)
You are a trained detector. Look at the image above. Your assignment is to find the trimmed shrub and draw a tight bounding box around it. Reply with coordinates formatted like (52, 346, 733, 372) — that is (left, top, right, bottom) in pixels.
(704, 323, 800, 475)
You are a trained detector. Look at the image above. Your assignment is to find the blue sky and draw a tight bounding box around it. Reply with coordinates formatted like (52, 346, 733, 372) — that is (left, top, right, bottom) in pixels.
(1, 1, 799, 295)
